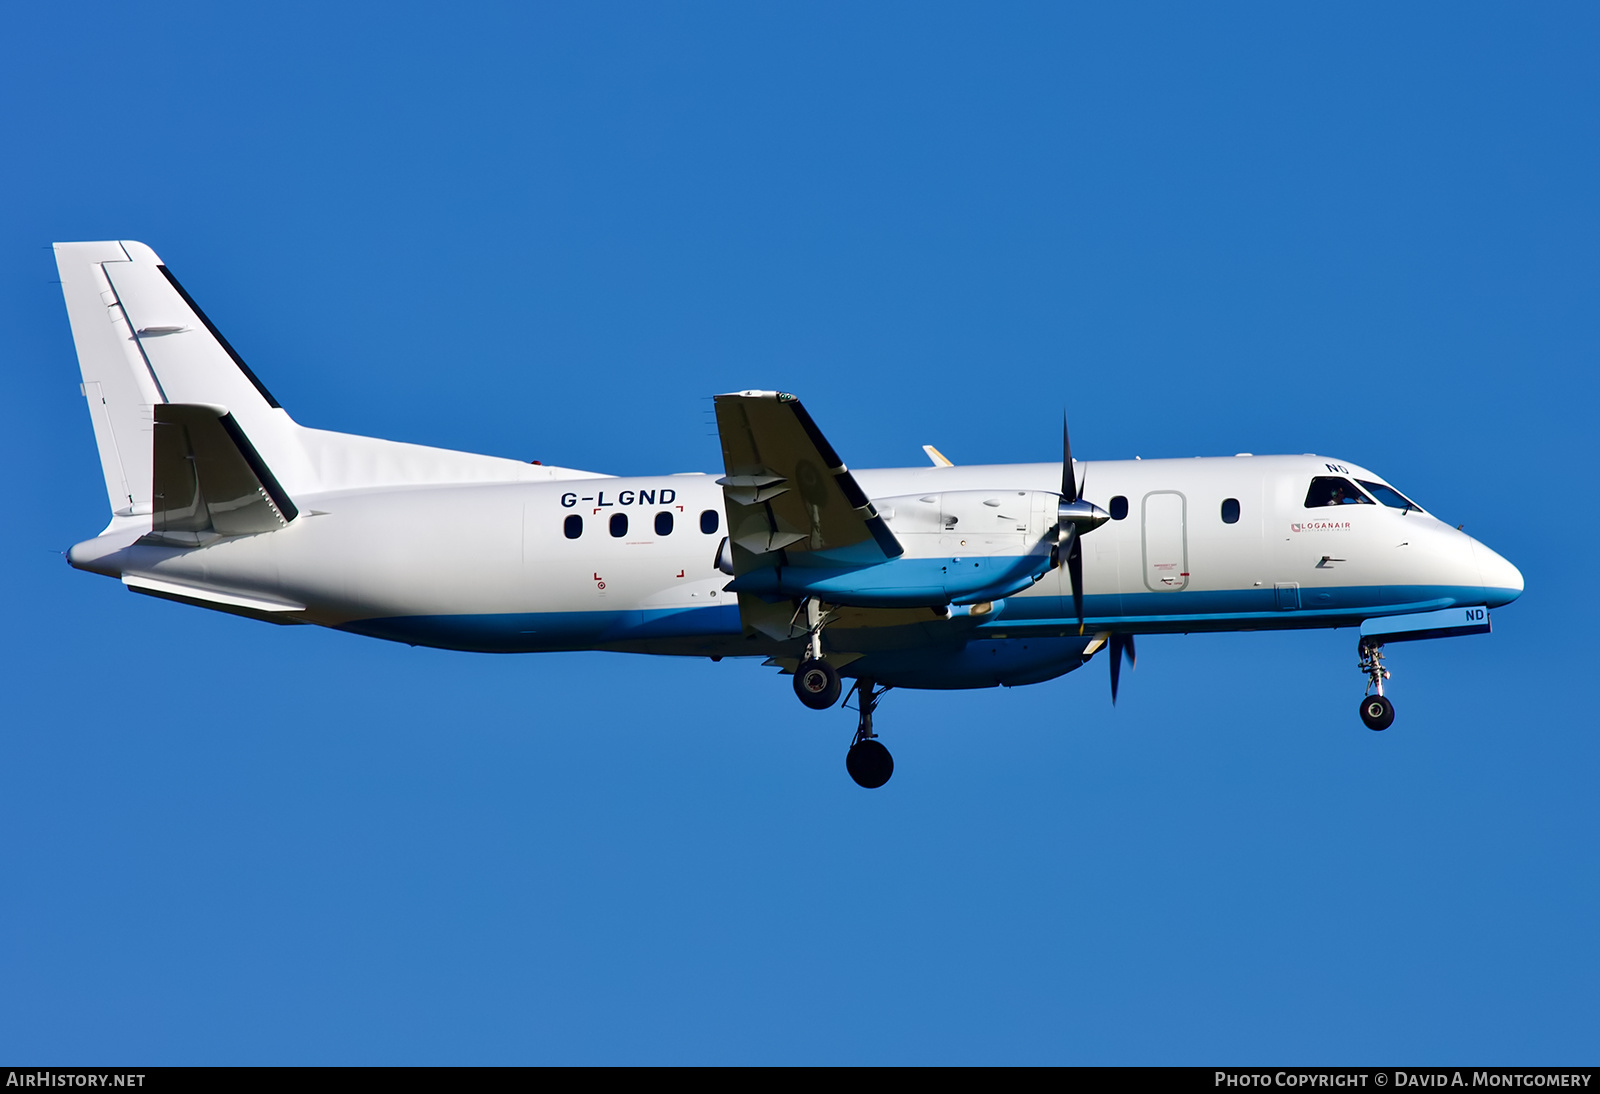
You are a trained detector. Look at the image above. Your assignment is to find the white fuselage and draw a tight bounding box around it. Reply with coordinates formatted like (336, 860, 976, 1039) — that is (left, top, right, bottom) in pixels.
(51, 240, 1525, 694)
(69, 452, 1522, 687)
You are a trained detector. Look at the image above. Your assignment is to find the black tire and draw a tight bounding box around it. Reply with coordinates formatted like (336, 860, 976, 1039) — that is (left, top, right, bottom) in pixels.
(846, 739, 894, 789)
(1359, 694, 1395, 731)
(794, 658, 841, 710)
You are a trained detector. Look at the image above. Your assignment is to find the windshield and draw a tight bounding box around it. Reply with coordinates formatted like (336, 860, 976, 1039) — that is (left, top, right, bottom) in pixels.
(1304, 476, 1374, 508)
(1356, 479, 1424, 513)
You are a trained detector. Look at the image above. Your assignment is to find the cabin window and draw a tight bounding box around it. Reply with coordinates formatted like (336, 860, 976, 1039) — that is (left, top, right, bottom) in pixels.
(1109, 495, 1129, 521)
(700, 509, 720, 534)
(564, 515, 583, 539)
(655, 511, 674, 536)
(1304, 477, 1374, 508)
(1356, 479, 1424, 513)
(610, 513, 628, 538)
(1221, 498, 1240, 524)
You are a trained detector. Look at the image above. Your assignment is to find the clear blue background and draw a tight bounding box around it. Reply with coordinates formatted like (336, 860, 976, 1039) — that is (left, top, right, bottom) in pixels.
(3, 2, 1595, 1064)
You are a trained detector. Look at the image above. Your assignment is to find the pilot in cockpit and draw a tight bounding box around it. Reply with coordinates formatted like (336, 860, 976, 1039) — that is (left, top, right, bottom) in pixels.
(1304, 477, 1373, 508)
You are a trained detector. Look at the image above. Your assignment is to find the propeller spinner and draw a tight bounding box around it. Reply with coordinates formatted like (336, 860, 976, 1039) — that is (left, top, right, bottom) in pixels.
(1053, 415, 1109, 630)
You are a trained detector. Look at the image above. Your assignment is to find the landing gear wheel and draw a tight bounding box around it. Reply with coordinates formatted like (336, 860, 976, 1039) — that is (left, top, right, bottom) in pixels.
(846, 739, 894, 789)
(794, 658, 841, 710)
(1359, 694, 1395, 731)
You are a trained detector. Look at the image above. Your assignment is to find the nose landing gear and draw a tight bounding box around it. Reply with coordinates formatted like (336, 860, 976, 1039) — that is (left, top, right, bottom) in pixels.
(844, 680, 893, 789)
(1357, 638, 1395, 731)
(1360, 694, 1395, 731)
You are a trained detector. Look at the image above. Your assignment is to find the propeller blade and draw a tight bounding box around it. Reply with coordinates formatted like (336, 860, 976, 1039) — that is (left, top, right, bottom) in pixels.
(1054, 413, 1106, 634)
(1066, 532, 1084, 631)
(1061, 414, 1077, 503)
(1053, 508, 1073, 564)
(1109, 634, 1137, 705)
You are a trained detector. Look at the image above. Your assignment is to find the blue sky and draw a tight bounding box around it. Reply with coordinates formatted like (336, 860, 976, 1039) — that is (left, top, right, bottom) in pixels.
(3, 2, 1596, 1064)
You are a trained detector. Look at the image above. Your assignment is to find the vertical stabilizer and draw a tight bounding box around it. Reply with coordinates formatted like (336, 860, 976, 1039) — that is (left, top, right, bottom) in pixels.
(58, 241, 610, 509)
(56, 241, 158, 514)
(54, 241, 308, 518)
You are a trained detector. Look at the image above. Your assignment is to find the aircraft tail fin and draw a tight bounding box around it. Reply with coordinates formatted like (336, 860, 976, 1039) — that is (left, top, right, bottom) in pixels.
(54, 241, 301, 518)
(58, 240, 612, 511)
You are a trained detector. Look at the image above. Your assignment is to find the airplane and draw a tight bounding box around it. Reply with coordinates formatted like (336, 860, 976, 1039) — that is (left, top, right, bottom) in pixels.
(52, 240, 1525, 788)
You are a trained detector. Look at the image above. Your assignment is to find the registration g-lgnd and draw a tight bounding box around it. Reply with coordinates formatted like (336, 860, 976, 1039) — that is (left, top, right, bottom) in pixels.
(54, 241, 1524, 788)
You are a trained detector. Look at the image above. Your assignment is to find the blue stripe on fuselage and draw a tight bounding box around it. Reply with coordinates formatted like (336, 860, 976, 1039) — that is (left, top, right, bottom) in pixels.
(985, 584, 1501, 634)
(336, 584, 1503, 653)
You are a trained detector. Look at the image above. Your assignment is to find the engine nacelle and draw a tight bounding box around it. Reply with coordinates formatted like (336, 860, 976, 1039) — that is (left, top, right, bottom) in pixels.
(727, 489, 1059, 607)
(873, 489, 1058, 556)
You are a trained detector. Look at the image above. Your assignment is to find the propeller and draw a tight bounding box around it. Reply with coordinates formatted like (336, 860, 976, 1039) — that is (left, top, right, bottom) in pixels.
(1053, 414, 1109, 631)
(1108, 633, 1137, 704)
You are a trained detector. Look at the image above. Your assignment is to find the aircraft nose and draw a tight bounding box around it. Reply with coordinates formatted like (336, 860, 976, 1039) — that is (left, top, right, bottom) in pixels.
(1470, 539, 1524, 607)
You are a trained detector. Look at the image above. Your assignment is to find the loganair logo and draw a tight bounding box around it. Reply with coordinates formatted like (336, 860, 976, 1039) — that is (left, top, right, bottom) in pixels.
(1291, 521, 1351, 532)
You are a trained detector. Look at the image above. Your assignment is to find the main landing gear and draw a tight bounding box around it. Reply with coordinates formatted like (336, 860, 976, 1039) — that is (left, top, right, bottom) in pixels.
(788, 597, 893, 788)
(792, 597, 841, 710)
(1357, 637, 1396, 731)
(794, 659, 840, 709)
(845, 680, 893, 789)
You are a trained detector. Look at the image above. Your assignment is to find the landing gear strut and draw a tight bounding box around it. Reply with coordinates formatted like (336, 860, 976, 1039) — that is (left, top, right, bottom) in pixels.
(845, 679, 893, 789)
(785, 598, 892, 786)
(1357, 638, 1396, 731)
(792, 598, 840, 710)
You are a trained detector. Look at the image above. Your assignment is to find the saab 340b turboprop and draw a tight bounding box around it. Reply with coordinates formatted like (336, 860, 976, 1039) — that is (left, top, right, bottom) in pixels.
(54, 241, 1524, 788)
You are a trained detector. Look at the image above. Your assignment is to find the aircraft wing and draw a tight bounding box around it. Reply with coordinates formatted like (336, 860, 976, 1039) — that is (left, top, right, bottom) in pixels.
(713, 391, 902, 577)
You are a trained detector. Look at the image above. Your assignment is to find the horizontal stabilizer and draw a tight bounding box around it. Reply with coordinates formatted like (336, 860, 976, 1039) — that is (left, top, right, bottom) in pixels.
(124, 573, 305, 614)
(151, 404, 297, 539)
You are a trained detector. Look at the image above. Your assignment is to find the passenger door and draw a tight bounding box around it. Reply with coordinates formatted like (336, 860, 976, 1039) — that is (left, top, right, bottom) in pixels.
(1142, 491, 1189, 592)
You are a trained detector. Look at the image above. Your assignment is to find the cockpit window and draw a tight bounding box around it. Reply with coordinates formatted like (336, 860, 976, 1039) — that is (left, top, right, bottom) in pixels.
(1304, 477, 1374, 508)
(1356, 479, 1424, 513)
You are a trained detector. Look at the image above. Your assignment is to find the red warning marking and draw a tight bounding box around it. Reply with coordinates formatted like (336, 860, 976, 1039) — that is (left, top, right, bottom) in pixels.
(676, 570, 685, 578)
